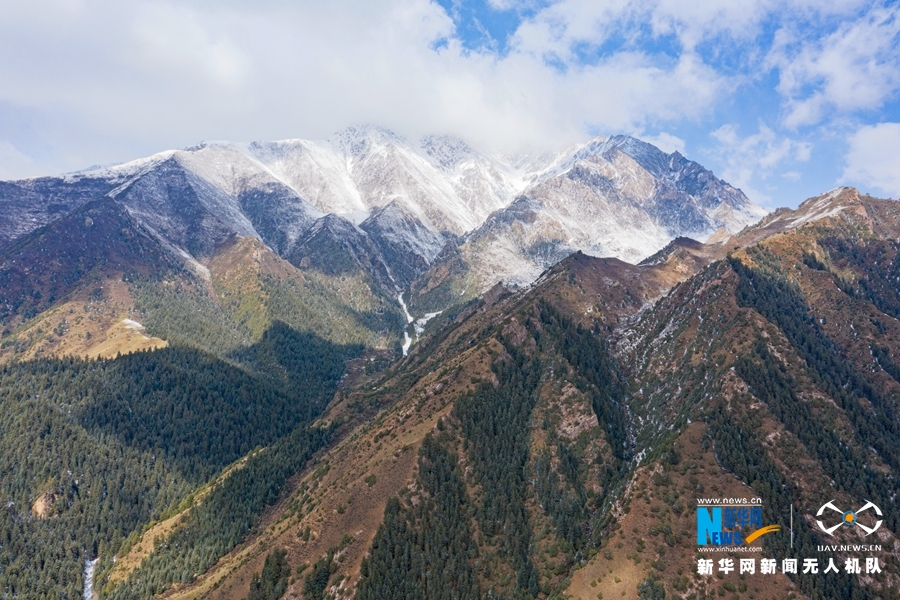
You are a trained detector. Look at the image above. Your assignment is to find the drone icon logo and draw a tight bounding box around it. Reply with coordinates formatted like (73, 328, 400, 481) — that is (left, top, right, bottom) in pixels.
(816, 501, 883, 536)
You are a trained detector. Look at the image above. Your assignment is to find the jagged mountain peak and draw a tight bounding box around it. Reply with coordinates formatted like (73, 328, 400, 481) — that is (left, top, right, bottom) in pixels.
(182, 140, 233, 152)
(308, 211, 363, 236)
(326, 124, 410, 158)
(544, 133, 658, 177)
(406, 133, 768, 312)
(64, 149, 178, 185)
(794, 185, 860, 214)
(417, 134, 478, 171)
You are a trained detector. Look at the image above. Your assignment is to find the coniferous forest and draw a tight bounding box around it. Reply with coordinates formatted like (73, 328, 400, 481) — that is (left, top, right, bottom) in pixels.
(355, 301, 629, 600)
(0, 324, 357, 598)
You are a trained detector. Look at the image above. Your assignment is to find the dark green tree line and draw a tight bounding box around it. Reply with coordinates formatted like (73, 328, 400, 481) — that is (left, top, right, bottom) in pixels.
(709, 406, 873, 600)
(732, 252, 900, 476)
(356, 432, 479, 600)
(247, 548, 290, 600)
(0, 323, 353, 598)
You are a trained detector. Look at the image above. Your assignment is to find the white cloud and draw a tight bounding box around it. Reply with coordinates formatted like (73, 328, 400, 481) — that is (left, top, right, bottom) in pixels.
(640, 132, 686, 154)
(485, 0, 542, 11)
(771, 5, 900, 128)
(130, 3, 251, 88)
(709, 123, 812, 203)
(510, 0, 865, 59)
(0, 141, 40, 180)
(841, 122, 900, 198)
(0, 0, 734, 173)
(0, 0, 887, 184)
(651, 0, 867, 45)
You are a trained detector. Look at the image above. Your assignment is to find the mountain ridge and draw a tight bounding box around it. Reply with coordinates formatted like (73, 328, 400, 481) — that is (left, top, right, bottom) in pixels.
(131, 187, 900, 600)
(0, 126, 768, 365)
(1, 125, 898, 600)
(0, 125, 762, 269)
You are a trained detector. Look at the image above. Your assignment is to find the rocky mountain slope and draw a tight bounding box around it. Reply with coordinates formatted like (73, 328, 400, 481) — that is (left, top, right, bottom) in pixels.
(407, 135, 765, 313)
(80, 187, 898, 600)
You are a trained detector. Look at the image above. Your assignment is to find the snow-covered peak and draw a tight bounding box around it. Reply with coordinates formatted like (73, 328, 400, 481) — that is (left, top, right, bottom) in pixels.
(779, 187, 857, 229)
(63, 149, 177, 184)
(245, 138, 367, 218)
(418, 135, 478, 171)
(326, 124, 409, 159)
(537, 134, 669, 182)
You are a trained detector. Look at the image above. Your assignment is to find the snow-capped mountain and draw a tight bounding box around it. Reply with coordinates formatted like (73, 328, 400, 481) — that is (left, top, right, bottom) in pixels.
(243, 125, 523, 236)
(0, 126, 765, 313)
(407, 135, 766, 311)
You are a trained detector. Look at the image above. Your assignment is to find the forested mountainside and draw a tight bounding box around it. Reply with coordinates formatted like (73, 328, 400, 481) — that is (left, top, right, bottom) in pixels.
(0, 220, 401, 365)
(0, 327, 358, 599)
(0, 184, 897, 600)
(79, 188, 894, 600)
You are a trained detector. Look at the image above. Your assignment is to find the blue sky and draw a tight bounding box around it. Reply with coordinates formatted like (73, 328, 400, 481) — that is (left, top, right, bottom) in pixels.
(0, 0, 898, 209)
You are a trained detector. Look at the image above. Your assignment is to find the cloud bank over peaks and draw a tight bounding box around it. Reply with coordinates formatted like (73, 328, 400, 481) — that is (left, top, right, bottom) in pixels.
(0, 0, 897, 209)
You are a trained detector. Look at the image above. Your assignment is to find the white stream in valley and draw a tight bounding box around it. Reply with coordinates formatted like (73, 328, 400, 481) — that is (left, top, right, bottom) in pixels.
(84, 557, 99, 600)
(398, 293, 413, 356)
